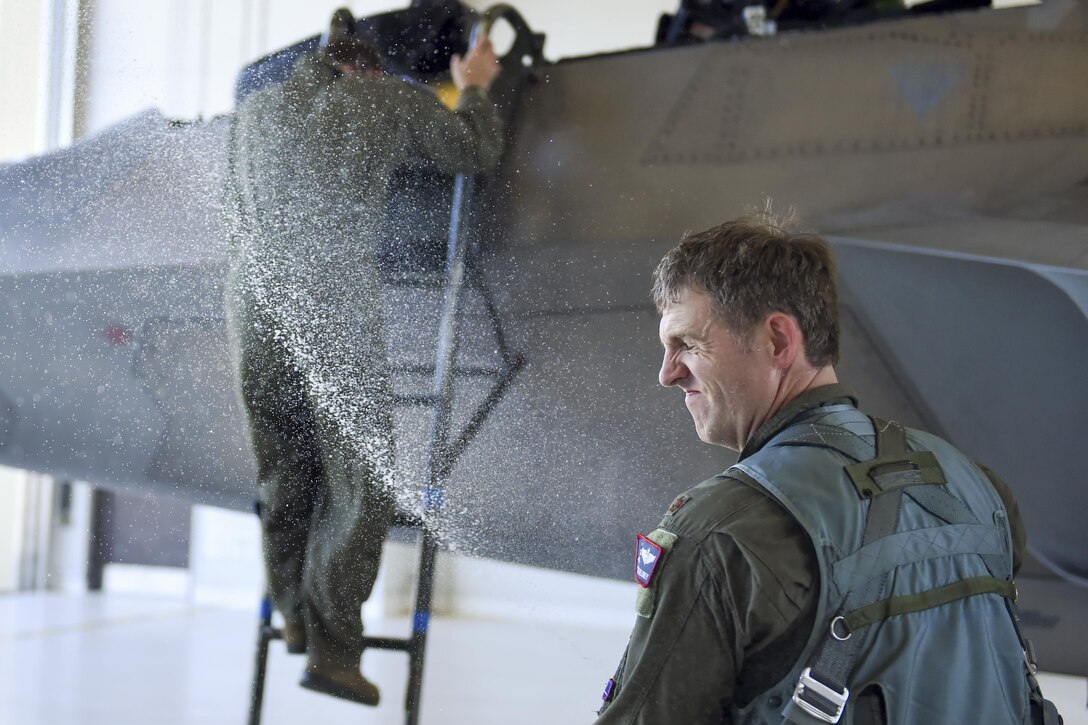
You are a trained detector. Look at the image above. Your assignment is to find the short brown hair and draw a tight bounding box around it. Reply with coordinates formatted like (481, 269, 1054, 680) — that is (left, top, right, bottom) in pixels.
(324, 36, 383, 72)
(322, 8, 382, 72)
(652, 211, 840, 367)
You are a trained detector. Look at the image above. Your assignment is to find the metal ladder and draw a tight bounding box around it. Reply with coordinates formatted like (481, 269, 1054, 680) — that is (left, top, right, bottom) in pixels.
(247, 173, 522, 725)
(246, 8, 543, 724)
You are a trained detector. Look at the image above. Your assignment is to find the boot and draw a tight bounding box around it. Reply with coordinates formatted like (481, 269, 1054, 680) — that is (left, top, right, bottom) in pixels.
(299, 663, 380, 706)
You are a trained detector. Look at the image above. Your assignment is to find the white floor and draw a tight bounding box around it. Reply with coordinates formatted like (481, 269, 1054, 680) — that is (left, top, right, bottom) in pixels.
(0, 592, 1084, 725)
(0, 592, 630, 724)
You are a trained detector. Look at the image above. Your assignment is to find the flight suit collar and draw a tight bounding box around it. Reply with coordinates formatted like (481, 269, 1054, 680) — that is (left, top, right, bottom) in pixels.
(738, 383, 858, 461)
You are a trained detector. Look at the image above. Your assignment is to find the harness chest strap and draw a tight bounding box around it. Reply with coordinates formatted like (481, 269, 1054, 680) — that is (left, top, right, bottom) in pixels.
(842, 575, 1015, 632)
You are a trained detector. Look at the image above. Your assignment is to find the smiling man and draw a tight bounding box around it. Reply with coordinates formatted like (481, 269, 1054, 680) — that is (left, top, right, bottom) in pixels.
(594, 213, 1062, 724)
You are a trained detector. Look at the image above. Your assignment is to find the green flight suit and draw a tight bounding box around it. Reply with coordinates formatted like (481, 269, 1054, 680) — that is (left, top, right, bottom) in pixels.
(223, 50, 503, 668)
(596, 385, 1026, 724)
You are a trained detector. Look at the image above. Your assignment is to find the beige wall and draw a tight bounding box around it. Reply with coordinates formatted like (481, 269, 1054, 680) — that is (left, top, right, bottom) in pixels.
(0, 0, 47, 592)
(465, 0, 675, 60)
(78, 1, 406, 132)
(0, 0, 47, 159)
(77, 0, 678, 134)
(0, 468, 29, 591)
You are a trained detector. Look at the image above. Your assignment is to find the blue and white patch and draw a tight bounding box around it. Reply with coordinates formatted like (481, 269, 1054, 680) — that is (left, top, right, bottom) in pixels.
(635, 529, 678, 618)
(635, 534, 663, 587)
(602, 678, 615, 702)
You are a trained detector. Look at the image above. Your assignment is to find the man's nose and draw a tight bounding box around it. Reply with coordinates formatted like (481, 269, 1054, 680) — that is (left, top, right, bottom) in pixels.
(659, 351, 687, 388)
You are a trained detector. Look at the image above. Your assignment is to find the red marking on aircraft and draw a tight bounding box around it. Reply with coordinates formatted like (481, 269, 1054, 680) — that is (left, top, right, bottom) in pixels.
(103, 326, 133, 345)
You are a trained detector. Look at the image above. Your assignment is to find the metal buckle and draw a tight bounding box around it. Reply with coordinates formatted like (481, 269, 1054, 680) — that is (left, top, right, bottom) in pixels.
(829, 616, 852, 641)
(1024, 639, 1039, 675)
(792, 667, 850, 724)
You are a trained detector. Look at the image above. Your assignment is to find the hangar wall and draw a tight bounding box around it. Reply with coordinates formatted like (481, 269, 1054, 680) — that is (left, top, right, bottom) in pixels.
(76, 0, 678, 133)
(0, 0, 63, 593)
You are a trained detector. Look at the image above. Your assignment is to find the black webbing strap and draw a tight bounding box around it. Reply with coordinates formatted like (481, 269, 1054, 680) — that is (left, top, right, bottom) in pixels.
(998, 580, 1062, 722)
(784, 418, 905, 724)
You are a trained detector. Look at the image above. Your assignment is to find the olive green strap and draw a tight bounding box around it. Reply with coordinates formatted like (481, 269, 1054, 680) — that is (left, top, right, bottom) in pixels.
(843, 451, 947, 498)
(840, 419, 948, 498)
(842, 575, 1016, 632)
(872, 417, 905, 456)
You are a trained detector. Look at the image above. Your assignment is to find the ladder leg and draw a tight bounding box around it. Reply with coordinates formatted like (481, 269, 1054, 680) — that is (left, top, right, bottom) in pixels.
(402, 173, 472, 724)
(404, 528, 439, 725)
(247, 596, 275, 725)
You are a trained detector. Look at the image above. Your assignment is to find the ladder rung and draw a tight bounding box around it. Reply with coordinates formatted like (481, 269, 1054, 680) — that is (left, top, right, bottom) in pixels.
(394, 394, 437, 406)
(454, 366, 505, 378)
(381, 273, 448, 288)
(361, 635, 413, 652)
(262, 625, 413, 653)
(390, 510, 425, 528)
(391, 364, 506, 378)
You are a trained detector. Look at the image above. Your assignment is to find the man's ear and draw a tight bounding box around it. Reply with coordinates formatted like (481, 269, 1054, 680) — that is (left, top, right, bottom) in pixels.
(765, 312, 803, 369)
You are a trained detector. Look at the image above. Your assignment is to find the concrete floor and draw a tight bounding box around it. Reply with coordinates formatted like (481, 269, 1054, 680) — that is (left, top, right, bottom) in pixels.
(0, 592, 1084, 725)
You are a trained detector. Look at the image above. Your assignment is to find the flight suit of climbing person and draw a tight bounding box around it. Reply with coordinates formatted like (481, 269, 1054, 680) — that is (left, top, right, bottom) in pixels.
(595, 212, 1064, 724)
(222, 8, 503, 706)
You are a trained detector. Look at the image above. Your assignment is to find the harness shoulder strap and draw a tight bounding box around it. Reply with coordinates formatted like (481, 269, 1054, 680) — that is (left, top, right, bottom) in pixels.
(782, 418, 1015, 725)
(771, 422, 872, 464)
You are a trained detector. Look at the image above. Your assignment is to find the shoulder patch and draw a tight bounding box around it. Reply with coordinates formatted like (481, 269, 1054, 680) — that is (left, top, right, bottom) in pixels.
(635, 528, 679, 618)
(634, 529, 678, 588)
(635, 534, 662, 587)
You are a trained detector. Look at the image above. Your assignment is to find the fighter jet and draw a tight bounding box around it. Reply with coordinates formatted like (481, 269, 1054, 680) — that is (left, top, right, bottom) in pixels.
(1, 0, 1085, 676)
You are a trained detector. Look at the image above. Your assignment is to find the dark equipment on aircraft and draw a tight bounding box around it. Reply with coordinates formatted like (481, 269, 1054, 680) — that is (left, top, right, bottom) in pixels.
(655, 0, 995, 42)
